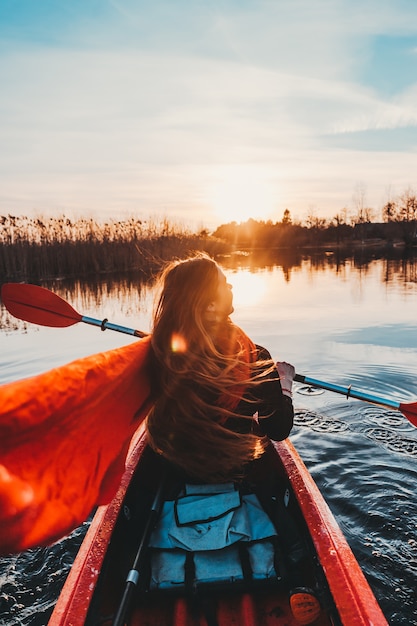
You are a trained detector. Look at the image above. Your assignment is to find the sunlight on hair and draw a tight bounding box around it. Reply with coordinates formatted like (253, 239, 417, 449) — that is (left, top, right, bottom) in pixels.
(228, 270, 268, 309)
(171, 332, 188, 353)
(253, 438, 265, 459)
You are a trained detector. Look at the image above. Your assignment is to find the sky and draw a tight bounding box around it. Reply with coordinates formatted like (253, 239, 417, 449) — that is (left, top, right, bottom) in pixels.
(1, 0, 417, 229)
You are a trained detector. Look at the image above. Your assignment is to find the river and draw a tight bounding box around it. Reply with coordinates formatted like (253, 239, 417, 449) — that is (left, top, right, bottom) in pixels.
(1, 248, 416, 625)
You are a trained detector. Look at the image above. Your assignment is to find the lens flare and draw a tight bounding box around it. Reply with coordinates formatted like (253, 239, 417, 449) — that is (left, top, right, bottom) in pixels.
(253, 438, 265, 459)
(171, 333, 187, 353)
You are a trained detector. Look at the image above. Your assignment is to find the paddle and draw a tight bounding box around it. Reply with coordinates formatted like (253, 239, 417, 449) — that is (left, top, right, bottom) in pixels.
(2, 282, 417, 428)
(294, 374, 417, 428)
(112, 476, 166, 626)
(1, 282, 147, 337)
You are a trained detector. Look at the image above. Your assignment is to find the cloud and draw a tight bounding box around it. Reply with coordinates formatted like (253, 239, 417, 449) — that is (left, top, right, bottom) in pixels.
(1, 0, 417, 224)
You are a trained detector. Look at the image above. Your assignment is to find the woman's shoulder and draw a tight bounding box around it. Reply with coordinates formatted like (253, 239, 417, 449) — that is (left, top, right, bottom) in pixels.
(255, 344, 273, 361)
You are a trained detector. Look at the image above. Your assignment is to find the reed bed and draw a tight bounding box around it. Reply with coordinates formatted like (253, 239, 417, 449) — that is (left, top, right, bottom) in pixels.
(0, 215, 227, 282)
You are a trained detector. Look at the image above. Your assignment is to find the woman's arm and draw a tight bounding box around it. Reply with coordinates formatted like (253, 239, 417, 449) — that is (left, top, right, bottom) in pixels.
(253, 347, 294, 441)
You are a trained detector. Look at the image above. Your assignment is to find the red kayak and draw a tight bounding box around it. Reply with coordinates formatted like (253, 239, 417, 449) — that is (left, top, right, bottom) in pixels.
(49, 422, 387, 626)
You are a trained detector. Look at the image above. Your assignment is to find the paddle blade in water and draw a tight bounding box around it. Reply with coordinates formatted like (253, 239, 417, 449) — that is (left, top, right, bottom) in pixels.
(400, 402, 417, 427)
(1, 283, 82, 328)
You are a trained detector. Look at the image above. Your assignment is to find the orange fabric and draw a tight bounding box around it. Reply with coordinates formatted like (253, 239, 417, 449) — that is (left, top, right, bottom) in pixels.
(217, 323, 257, 411)
(0, 324, 255, 555)
(0, 336, 153, 555)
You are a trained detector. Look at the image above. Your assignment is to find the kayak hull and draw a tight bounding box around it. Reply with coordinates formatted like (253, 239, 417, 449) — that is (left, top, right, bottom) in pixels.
(49, 423, 387, 625)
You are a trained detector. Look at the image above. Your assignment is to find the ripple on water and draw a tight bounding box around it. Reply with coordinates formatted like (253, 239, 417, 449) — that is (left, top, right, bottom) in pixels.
(359, 406, 417, 458)
(294, 409, 349, 433)
(363, 427, 417, 458)
(363, 406, 413, 431)
(294, 404, 417, 460)
(291, 415, 417, 626)
(0, 521, 90, 626)
(361, 488, 417, 624)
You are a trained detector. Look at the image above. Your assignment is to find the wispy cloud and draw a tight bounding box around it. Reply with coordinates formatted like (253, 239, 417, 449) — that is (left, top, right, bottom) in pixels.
(0, 0, 417, 225)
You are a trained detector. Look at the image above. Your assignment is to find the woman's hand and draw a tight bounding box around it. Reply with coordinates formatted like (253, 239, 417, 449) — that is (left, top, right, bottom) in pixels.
(276, 361, 295, 398)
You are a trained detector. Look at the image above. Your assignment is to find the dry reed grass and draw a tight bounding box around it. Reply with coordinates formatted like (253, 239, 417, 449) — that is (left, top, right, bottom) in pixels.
(0, 215, 226, 281)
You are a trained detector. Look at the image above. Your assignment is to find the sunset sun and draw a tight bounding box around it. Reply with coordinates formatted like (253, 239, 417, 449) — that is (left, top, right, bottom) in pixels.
(226, 269, 268, 310)
(206, 166, 278, 224)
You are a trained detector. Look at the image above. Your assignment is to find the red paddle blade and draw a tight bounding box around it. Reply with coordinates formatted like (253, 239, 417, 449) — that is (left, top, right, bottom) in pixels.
(400, 401, 417, 427)
(1, 283, 82, 328)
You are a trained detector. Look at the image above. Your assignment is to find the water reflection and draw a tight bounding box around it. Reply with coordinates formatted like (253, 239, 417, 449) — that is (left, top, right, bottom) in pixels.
(2, 250, 417, 389)
(0, 272, 154, 335)
(2, 249, 417, 334)
(1, 251, 417, 624)
(218, 246, 417, 286)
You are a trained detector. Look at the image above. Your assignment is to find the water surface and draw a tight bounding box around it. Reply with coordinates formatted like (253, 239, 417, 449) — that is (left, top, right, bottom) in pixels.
(1, 251, 416, 625)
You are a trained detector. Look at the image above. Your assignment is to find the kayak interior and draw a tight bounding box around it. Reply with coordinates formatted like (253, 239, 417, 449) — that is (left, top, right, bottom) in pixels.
(50, 424, 387, 625)
(84, 446, 336, 625)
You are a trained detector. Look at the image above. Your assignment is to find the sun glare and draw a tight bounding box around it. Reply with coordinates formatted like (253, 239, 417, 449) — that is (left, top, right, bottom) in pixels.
(206, 166, 278, 223)
(228, 270, 268, 310)
(171, 332, 188, 353)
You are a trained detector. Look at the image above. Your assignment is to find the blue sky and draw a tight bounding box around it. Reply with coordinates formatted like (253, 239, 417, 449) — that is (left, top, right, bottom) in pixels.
(1, 0, 416, 227)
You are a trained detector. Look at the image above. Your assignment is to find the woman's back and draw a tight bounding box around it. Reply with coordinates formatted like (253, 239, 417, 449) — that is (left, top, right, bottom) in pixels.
(146, 254, 294, 482)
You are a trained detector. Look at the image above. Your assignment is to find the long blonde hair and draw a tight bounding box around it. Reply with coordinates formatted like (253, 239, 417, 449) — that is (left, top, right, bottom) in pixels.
(146, 253, 269, 482)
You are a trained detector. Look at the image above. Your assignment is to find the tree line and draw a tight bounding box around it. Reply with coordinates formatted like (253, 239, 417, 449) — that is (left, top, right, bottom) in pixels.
(213, 187, 417, 248)
(0, 184, 416, 282)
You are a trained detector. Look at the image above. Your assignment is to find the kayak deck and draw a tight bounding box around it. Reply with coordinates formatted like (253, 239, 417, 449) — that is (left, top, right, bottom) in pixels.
(128, 590, 322, 625)
(49, 423, 387, 625)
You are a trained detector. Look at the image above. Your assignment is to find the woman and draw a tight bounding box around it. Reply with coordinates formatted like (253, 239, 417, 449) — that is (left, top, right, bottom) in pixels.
(146, 253, 295, 483)
(145, 255, 320, 623)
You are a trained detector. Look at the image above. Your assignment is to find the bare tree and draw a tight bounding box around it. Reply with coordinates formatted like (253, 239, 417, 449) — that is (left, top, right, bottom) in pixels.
(352, 182, 374, 224)
(398, 187, 417, 222)
(382, 186, 417, 244)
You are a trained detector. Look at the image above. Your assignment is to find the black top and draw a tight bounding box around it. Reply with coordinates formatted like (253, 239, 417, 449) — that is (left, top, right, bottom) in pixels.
(146, 344, 293, 484)
(224, 345, 293, 441)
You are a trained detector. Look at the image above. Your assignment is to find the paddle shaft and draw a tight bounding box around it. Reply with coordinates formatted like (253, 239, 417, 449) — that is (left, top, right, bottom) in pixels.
(112, 478, 166, 626)
(294, 374, 401, 411)
(81, 315, 147, 338)
(1, 283, 148, 337)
